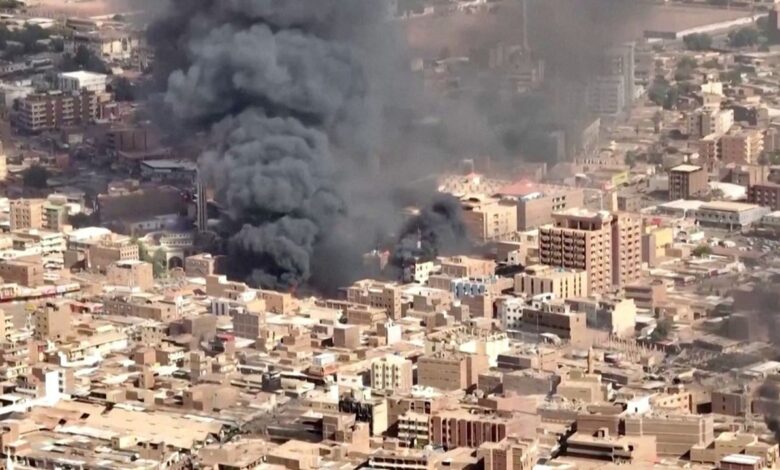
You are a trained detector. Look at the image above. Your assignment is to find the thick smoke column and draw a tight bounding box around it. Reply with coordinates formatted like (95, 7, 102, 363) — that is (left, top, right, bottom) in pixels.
(392, 195, 471, 268)
(150, 0, 405, 290)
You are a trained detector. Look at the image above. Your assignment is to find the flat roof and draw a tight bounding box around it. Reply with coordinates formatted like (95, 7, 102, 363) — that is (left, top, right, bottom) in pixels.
(59, 70, 107, 80)
(670, 164, 702, 173)
(700, 201, 761, 212)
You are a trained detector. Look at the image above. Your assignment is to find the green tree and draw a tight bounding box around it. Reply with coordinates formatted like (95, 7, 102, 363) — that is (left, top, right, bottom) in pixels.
(683, 33, 712, 51)
(729, 27, 760, 48)
(152, 248, 168, 278)
(675, 56, 697, 81)
(692, 244, 712, 257)
(22, 165, 49, 189)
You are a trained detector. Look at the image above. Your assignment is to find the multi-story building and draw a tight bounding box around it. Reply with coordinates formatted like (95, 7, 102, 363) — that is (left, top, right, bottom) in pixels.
(0, 258, 43, 287)
(748, 182, 780, 210)
(669, 164, 708, 201)
(539, 209, 613, 294)
(346, 280, 403, 320)
(589, 75, 625, 117)
(699, 133, 720, 163)
(417, 352, 487, 392)
(370, 355, 413, 393)
(58, 71, 107, 94)
(32, 302, 72, 342)
(478, 437, 539, 470)
(430, 410, 519, 450)
(511, 300, 588, 345)
(611, 212, 642, 288)
(514, 264, 589, 300)
(461, 196, 518, 242)
(439, 256, 495, 278)
(106, 260, 153, 290)
(721, 129, 764, 164)
(10, 199, 44, 230)
(624, 414, 714, 458)
(686, 107, 734, 138)
(497, 182, 585, 231)
(17, 90, 98, 133)
(232, 310, 264, 340)
(695, 201, 770, 230)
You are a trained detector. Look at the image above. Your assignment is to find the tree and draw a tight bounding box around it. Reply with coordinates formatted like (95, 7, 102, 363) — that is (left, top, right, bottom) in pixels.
(152, 249, 168, 278)
(692, 244, 712, 258)
(683, 33, 712, 51)
(729, 27, 760, 48)
(675, 56, 697, 81)
(62, 45, 108, 74)
(702, 58, 720, 69)
(651, 318, 673, 342)
(22, 165, 49, 189)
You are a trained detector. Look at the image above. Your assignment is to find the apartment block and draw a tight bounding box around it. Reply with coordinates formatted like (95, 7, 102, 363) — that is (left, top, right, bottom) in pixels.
(106, 260, 153, 290)
(699, 133, 720, 163)
(748, 182, 780, 210)
(669, 164, 708, 201)
(430, 410, 518, 450)
(611, 212, 642, 288)
(10, 199, 44, 230)
(370, 355, 413, 393)
(686, 107, 734, 138)
(0, 258, 43, 287)
(233, 310, 264, 340)
(721, 129, 764, 164)
(624, 414, 714, 458)
(514, 264, 588, 300)
(417, 352, 487, 391)
(32, 302, 72, 342)
(346, 280, 402, 320)
(461, 196, 518, 242)
(17, 90, 98, 133)
(439, 256, 495, 278)
(478, 437, 539, 470)
(539, 209, 613, 294)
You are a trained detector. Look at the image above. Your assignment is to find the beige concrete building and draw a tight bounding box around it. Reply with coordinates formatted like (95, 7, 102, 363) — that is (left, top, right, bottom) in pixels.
(346, 279, 403, 320)
(624, 414, 714, 458)
(86, 238, 139, 272)
(539, 209, 614, 294)
(478, 436, 538, 470)
(686, 106, 734, 138)
(514, 264, 588, 300)
(517, 189, 585, 231)
(430, 409, 519, 450)
(371, 355, 413, 393)
(32, 302, 72, 342)
(10, 199, 44, 230)
(699, 133, 720, 163)
(611, 212, 642, 288)
(417, 352, 487, 391)
(232, 310, 264, 340)
(461, 196, 518, 242)
(439, 256, 495, 278)
(669, 164, 708, 201)
(721, 129, 764, 164)
(0, 258, 43, 287)
(106, 260, 153, 290)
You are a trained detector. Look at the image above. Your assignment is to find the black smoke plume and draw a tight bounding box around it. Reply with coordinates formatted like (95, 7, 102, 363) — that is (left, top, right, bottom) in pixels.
(392, 195, 471, 268)
(149, 0, 647, 291)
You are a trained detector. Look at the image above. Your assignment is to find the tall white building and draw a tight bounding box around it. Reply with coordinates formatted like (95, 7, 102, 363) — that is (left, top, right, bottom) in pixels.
(58, 71, 107, 94)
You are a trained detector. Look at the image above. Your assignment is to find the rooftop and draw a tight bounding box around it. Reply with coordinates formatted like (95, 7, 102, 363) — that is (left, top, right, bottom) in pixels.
(670, 164, 702, 173)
